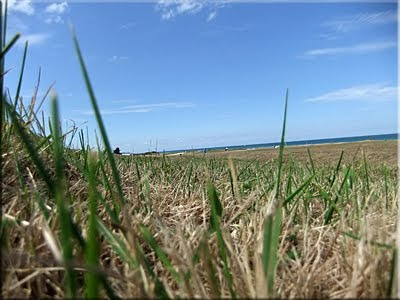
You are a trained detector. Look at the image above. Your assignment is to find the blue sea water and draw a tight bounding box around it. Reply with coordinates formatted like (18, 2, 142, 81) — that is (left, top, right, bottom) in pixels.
(166, 133, 398, 154)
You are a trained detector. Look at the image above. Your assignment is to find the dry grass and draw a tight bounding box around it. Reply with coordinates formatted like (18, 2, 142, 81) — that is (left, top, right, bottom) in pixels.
(184, 140, 398, 167)
(2, 123, 398, 297)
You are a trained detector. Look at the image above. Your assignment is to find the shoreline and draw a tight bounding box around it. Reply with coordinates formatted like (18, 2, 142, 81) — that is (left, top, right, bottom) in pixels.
(168, 138, 397, 155)
(160, 134, 397, 155)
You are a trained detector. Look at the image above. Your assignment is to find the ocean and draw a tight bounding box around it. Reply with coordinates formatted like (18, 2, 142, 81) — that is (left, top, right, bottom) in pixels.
(165, 133, 398, 154)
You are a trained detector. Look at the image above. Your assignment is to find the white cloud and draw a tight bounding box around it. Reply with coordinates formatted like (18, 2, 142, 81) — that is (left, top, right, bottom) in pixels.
(302, 41, 396, 57)
(207, 11, 217, 22)
(45, 15, 63, 24)
(156, 0, 225, 20)
(45, 2, 68, 14)
(44, 2, 68, 24)
(80, 102, 195, 115)
(305, 83, 398, 103)
(17, 33, 50, 47)
(158, 0, 203, 20)
(8, 0, 34, 16)
(323, 10, 397, 33)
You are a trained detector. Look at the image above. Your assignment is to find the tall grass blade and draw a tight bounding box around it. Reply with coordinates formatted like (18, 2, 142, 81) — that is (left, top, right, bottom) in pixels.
(139, 224, 181, 283)
(262, 88, 288, 297)
(329, 150, 344, 188)
(71, 27, 126, 206)
(0, 8, 5, 286)
(283, 173, 316, 206)
(96, 218, 138, 269)
(324, 166, 351, 225)
(362, 149, 370, 193)
(3, 0, 7, 47)
(207, 183, 236, 298)
(386, 248, 397, 298)
(13, 40, 28, 109)
(50, 95, 77, 298)
(275, 88, 289, 198)
(5, 102, 55, 192)
(199, 238, 221, 298)
(84, 154, 101, 298)
(307, 147, 315, 174)
(0, 33, 20, 59)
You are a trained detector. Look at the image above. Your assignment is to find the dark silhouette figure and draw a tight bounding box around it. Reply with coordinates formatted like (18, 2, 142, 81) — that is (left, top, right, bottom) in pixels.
(113, 147, 121, 155)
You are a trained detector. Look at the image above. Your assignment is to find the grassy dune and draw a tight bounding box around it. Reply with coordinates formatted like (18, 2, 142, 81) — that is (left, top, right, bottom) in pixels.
(1, 7, 398, 299)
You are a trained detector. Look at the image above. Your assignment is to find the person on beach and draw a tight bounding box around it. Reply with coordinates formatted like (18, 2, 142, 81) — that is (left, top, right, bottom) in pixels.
(113, 147, 121, 155)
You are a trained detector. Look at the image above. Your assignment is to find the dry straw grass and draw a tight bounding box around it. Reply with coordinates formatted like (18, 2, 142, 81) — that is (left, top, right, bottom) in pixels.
(2, 106, 398, 298)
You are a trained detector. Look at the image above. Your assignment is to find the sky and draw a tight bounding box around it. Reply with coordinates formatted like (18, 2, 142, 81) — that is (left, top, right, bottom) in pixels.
(3, 0, 398, 153)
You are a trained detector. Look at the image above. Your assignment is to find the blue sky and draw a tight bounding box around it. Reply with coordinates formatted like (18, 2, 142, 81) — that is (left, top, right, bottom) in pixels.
(4, 0, 398, 152)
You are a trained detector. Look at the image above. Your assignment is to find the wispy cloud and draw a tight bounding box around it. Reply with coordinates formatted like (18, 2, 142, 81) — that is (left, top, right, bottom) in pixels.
(323, 10, 397, 33)
(45, 15, 64, 24)
(305, 83, 398, 103)
(44, 1, 69, 24)
(157, 0, 202, 19)
(8, 0, 34, 16)
(207, 10, 217, 22)
(302, 41, 396, 57)
(80, 102, 195, 115)
(156, 0, 225, 21)
(108, 55, 129, 63)
(45, 2, 68, 14)
(17, 33, 50, 47)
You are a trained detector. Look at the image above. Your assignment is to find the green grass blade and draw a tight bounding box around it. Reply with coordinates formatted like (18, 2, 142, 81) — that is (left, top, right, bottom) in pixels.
(329, 150, 344, 188)
(324, 166, 351, 225)
(96, 218, 137, 269)
(187, 162, 193, 197)
(386, 248, 397, 298)
(362, 149, 370, 193)
(5, 101, 55, 192)
(384, 165, 389, 209)
(70, 27, 126, 206)
(275, 88, 289, 199)
(0, 33, 20, 59)
(307, 147, 315, 174)
(262, 89, 288, 297)
(3, 0, 7, 47)
(199, 239, 221, 298)
(13, 40, 28, 109)
(139, 224, 181, 283)
(207, 183, 223, 231)
(283, 173, 316, 206)
(84, 154, 101, 298)
(134, 240, 170, 299)
(207, 183, 236, 298)
(50, 95, 77, 298)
